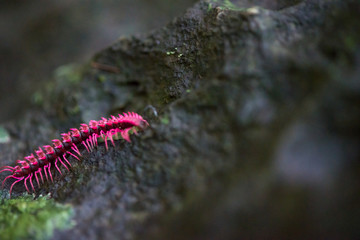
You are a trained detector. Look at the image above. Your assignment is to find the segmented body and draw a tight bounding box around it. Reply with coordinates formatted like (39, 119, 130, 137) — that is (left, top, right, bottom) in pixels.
(0, 112, 148, 198)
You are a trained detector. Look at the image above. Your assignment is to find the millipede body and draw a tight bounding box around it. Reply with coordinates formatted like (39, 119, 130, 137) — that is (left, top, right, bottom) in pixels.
(0, 112, 148, 198)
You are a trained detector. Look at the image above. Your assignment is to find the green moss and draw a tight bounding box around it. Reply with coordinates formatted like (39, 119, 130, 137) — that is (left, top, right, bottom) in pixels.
(167, 47, 179, 56)
(222, 1, 245, 10)
(208, 0, 244, 11)
(0, 194, 74, 240)
(0, 126, 10, 143)
(54, 64, 82, 85)
(207, 2, 213, 12)
(160, 115, 170, 125)
(32, 91, 44, 105)
(97, 74, 107, 83)
(69, 105, 80, 115)
(222, 0, 237, 9)
(344, 36, 357, 51)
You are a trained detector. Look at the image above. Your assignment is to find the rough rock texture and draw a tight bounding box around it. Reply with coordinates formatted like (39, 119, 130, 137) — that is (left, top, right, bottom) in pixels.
(1, 0, 360, 239)
(0, 0, 197, 122)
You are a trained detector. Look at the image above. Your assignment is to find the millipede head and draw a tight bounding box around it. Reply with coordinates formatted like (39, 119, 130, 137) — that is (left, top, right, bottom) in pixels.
(115, 112, 149, 131)
(138, 118, 149, 130)
(13, 165, 23, 177)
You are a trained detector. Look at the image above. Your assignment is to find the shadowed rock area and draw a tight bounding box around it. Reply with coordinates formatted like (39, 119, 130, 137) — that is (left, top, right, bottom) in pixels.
(1, 0, 360, 239)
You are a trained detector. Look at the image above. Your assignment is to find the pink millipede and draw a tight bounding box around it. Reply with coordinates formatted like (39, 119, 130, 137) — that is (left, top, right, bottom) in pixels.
(0, 112, 149, 198)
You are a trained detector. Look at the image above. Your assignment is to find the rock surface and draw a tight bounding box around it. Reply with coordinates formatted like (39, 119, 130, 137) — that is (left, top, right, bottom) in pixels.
(1, 0, 360, 239)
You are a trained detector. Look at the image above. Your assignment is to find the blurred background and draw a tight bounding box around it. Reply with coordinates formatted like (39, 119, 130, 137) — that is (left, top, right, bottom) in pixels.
(0, 0, 197, 123)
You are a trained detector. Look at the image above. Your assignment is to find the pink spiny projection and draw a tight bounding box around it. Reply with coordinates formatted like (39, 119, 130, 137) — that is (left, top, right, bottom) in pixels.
(0, 112, 149, 198)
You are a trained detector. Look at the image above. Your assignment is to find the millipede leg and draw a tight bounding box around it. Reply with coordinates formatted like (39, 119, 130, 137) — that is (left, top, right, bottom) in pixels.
(38, 169, 44, 183)
(34, 171, 40, 188)
(48, 163, 53, 182)
(107, 131, 115, 147)
(68, 151, 80, 161)
(2, 175, 13, 189)
(85, 140, 92, 151)
(62, 154, 72, 166)
(75, 144, 81, 155)
(86, 140, 92, 152)
(88, 137, 94, 151)
(133, 128, 138, 135)
(9, 177, 24, 198)
(91, 134, 96, 148)
(0, 166, 14, 170)
(82, 141, 90, 152)
(89, 137, 94, 151)
(0, 168, 13, 174)
(100, 131, 105, 142)
(44, 165, 49, 182)
(71, 144, 81, 156)
(104, 134, 109, 151)
(29, 173, 36, 192)
(93, 134, 98, 147)
(88, 136, 95, 151)
(57, 157, 69, 172)
(87, 135, 93, 150)
(121, 128, 131, 142)
(54, 159, 62, 175)
(24, 175, 31, 193)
